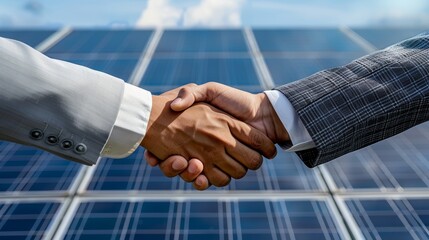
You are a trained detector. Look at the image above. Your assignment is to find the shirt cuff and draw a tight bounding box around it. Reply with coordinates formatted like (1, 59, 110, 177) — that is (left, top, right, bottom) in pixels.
(101, 83, 152, 158)
(264, 90, 316, 152)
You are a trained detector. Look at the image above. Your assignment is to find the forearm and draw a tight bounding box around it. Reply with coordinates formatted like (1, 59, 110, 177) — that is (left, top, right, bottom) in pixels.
(0, 37, 125, 165)
(276, 33, 429, 167)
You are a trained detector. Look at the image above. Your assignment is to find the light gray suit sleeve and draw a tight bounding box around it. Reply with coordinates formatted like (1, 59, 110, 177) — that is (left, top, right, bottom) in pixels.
(0, 37, 125, 165)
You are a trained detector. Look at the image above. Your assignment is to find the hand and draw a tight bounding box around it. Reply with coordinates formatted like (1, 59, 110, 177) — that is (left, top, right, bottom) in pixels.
(141, 95, 276, 187)
(145, 83, 289, 190)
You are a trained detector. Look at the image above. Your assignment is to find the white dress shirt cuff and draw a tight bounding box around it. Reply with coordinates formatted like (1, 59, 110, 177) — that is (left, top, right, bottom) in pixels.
(101, 83, 152, 158)
(264, 90, 316, 152)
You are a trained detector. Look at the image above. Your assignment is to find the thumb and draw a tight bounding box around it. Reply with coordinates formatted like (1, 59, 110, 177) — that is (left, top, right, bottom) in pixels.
(170, 84, 203, 111)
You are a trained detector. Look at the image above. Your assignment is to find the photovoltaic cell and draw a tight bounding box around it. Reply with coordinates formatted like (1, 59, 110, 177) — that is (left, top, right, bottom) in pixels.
(155, 30, 248, 53)
(253, 29, 364, 53)
(322, 123, 429, 192)
(0, 200, 61, 240)
(353, 28, 429, 49)
(342, 197, 429, 239)
(0, 29, 55, 47)
(0, 142, 81, 193)
(61, 199, 347, 240)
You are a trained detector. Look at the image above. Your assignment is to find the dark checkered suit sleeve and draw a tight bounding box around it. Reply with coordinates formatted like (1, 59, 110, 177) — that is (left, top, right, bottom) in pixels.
(276, 32, 429, 168)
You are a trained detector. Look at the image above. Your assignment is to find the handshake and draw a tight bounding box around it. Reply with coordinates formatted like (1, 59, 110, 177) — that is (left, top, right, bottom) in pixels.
(140, 82, 290, 190)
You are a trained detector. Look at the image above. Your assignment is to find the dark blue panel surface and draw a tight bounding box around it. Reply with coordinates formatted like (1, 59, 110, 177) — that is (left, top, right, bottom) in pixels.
(140, 56, 261, 92)
(324, 123, 429, 192)
(345, 197, 429, 239)
(253, 29, 364, 53)
(0, 142, 81, 192)
(156, 30, 248, 53)
(353, 28, 429, 49)
(264, 54, 362, 85)
(53, 55, 139, 81)
(63, 199, 345, 240)
(0, 201, 60, 239)
(263, 150, 322, 191)
(0, 30, 55, 47)
(87, 147, 323, 192)
(47, 30, 153, 54)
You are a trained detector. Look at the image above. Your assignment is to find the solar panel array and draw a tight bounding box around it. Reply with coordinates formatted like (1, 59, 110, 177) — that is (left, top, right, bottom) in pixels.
(1, 27, 429, 239)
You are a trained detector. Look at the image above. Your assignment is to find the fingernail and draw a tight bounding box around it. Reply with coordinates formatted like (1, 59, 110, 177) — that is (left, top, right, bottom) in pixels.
(171, 98, 182, 106)
(172, 160, 184, 170)
(196, 178, 203, 186)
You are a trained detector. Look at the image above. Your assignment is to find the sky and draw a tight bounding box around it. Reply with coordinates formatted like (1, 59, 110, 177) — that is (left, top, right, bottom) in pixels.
(1, 0, 429, 28)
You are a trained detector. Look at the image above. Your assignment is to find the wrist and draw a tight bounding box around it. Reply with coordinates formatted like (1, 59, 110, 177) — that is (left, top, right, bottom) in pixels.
(258, 93, 290, 144)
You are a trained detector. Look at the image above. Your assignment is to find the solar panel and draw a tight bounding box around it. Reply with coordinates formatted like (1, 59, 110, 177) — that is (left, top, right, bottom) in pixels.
(0, 199, 63, 240)
(0, 30, 55, 47)
(46, 30, 153, 81)
(140, 56, 262, 92)
(321, 123, 429, 192)
(264, 54, 363, 85)
(156, 29, 249, 53)
(46, 29, 153, 54)
(84, 147, 324, 192)
(338, 196, 429, 239)
(253, 29, 365, 53)
(0, 142, 82, 194)
(352, 28, 429, 49)
(56, 198, 349, 240)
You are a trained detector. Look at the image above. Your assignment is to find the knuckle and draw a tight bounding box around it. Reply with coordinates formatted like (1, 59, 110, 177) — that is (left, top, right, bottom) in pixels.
(185, 83, 198, 88)
(251, 132, 263, 148)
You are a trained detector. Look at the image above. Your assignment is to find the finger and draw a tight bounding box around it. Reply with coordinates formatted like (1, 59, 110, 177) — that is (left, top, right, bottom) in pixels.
(170, 85, 199, 111)
(193, 174, 211, 190)
(161, 83, 197, 98)
(179, 158, 204, 182)
(213, 153, 248, 179)
(228, 119, 277, 159)
(158, 155, 189, 178)
(226, 141, 263, 171)
(203, 165, 231, 187)
(170, 82, 227, 111)
(144, 150, 160, 167)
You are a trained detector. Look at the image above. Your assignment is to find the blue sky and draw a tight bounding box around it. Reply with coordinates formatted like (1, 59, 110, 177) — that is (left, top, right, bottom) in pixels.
(1, 0, 428, 28)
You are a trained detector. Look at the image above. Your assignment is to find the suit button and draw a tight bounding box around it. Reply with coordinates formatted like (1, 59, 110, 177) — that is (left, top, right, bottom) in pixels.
(30, 129, 43, 140)
(45, 135, 59, 145)
(60, 139, 74, 150)
(74, 143, 87, 154)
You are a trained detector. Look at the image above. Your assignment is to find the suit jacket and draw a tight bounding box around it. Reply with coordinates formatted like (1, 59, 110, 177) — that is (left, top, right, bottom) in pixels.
(277, 32, 429, 168)
(0, 37, 125, 165)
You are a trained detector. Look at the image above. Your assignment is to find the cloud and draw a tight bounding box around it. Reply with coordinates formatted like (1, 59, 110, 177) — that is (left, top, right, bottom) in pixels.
(183, 0, 244, 27)
(23, 1, 44, 15)
(136, 0, 182, 27)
